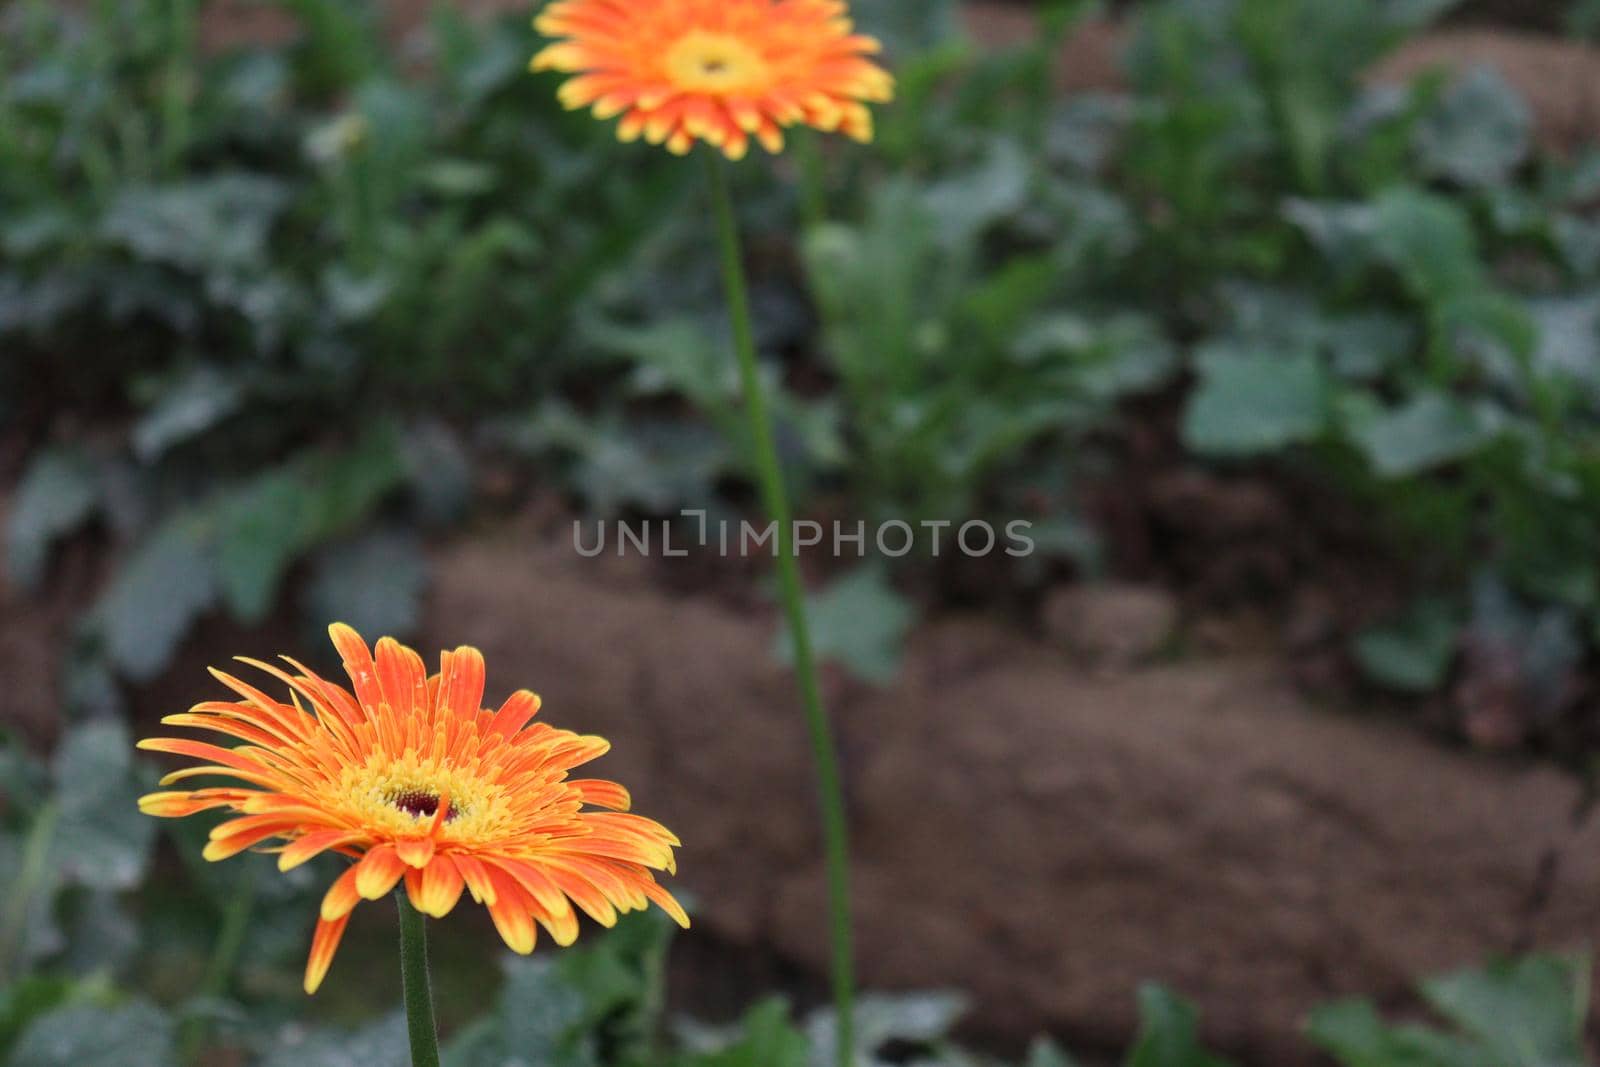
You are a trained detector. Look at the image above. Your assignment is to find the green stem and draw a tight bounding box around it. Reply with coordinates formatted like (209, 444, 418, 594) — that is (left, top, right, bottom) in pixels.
(704, 152, 855, 1067)
(794, 130, 828, 230)
(160, 0, 198, 176)
(0, 800, 59, 983)
(179, 872, 257, 1064)
(397, 894, 442, 1067)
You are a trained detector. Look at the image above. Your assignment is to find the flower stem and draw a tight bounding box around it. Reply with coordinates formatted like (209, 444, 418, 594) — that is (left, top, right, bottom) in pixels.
(795, 131, 828, 230)
(0, 800, 59, 984)
(178, 869, 257, 1064)
(704, 152, 855, 1067)
(397, 894, 442, 1067)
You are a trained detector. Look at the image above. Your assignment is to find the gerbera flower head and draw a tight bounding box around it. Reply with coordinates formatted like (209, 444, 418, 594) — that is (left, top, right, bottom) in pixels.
(138, 624, 687, 995)
(531, 0, 895, 160)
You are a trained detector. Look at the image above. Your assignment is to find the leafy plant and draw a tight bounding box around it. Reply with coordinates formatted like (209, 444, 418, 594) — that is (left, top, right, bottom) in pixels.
(1309, 954, 1593, 1067)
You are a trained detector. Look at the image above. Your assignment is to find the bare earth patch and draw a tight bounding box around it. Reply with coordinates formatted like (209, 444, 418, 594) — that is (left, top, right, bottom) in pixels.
(418, 516, 1600, 1064)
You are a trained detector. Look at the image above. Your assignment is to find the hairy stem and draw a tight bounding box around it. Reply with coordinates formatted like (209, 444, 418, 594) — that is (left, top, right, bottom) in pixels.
(705, 152, 856, 1067)
(0, 800, 59, 984)
(397, 894, 442, 1067)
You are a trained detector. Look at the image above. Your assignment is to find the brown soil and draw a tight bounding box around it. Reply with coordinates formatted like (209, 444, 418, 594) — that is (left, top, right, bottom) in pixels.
(411, 513, 1600, 1064)
(965, 8, 1600, 156)
(1373, 29, 1600, 155)
(0, 494, 99, 750)
(6, 502, 1598, 1060)
(195, 0, 1600, 154)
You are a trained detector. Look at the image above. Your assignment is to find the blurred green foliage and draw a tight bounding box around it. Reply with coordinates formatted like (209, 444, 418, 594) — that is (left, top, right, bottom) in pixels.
(5, 0, 1600, 1057)
(3, 717, 1591, 1066)
(9, 0, 1599, 701)
(6, 723, 1593, 1062)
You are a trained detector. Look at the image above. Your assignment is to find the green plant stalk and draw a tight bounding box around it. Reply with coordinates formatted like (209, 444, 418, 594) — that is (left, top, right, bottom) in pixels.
(397, 894, 442, 1067)
(704, 152, 856, 1067)
(0, 800, 60, 983)
(795, 131, 828, 230)
(160, 0, 198, 175)
(179, 871, 257, 1064)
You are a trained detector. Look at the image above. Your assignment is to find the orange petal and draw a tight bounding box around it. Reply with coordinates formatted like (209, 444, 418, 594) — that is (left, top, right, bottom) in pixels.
(395, 837, 436, 869)
(354, 844, 407, 900)
(451, 853, 498, 906)
(321, 864, 364, 921)
(484, 857, 572, 920)
(280, 830, 365, 872)
(303, 913, 350, 995)
(641, 879, 691, 929)
(328, 623, 383, 712)
(488, 690, 541, 737)
(202, 816, 296, 861)
(569, 779, 631, 811)
(137, 738, 268, 779)
(138, 789, 252, 817)
(414, 855, 465, 918)
(484, 869, 537, 954)
(542, 862, 617, 930)
(437, 646, 486, 720)
(375, 637, 429, 718)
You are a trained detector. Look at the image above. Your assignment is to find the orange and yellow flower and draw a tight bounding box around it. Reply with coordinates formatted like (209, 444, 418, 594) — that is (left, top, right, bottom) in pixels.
(137, 624, 687, 994)
(531, 0, 894, 160)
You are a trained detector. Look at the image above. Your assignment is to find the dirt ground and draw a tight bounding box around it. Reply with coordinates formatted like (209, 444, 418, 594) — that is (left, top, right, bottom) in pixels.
(10, 2, 1600, 1060)
(7, 488, 1600, 1061)
(407, 514, 1600, 1063)
(195, 0, 1600, 155)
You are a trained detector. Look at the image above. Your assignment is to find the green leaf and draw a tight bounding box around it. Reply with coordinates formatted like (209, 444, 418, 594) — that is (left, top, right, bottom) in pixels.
(778, 565, 915, 686)
(1372, 189, 1483, 305)
(494, 957, 595, 1066)
(1420, 955, 1591, 1066)
(849, 0, 962, 56)
(216, 429, 406, 624)
(101, 175, 290, 276)
(1414, 67, 1531, 188)
(1126, 986, 1236, 1067)
(853, 990, 969, 1051)
(1354, 599, 1460, 693)
(1348, 392, 1502, 478)
(922, 140, 1032, 246)
(687, 999, 809, 1067)
(1284, 199, 1380, 277)
(0, 976, 80, 1058)
(93, 515, 217, 683)
(215, 469, 309, 624)
(52, 720, 154, 891)
(1309, 956, 1592, 1067)
(1530, 296, 1600, 403)
(130, 365, 245, 463)
(5, 448, 99, 590)
(10, 1001, 175, 1067)
(1323, 313, 1418, 382)
(1307, 998, 1490, 1067)
(260, 1013, 409, 1067)
(1026, 1038, 1083, 1067)
(306, 531, 429, 641)
(1182, 347, 1330, 456)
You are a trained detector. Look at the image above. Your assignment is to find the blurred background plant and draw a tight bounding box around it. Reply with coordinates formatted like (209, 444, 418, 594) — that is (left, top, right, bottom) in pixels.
(5, 0, 1600, 1062)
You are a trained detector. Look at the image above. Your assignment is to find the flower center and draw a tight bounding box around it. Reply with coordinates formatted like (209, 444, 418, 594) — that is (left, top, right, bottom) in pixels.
(664, 31, 768, 93)
(333, 752, 518, 844)
(389, 787, 446, 820)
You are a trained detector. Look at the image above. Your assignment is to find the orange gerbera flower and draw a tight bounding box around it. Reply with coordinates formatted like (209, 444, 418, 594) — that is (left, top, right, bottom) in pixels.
(531, 0, 894, 160)
(137, 624, 687, 995)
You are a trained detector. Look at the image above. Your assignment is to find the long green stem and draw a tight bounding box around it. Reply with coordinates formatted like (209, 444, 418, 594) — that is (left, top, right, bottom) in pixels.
(179, 871, 257, 1064)
(794, 131, 828, 231)
(0, 800, 60, 983)
(705, 153, 855, 1067)
(397, 895, 442, 1067)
